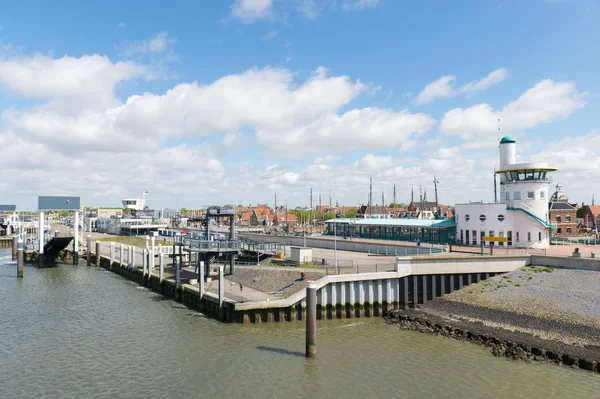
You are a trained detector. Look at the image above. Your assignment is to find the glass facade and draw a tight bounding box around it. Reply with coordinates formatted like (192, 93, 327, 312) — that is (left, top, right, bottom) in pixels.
(324, 221, 456, 244)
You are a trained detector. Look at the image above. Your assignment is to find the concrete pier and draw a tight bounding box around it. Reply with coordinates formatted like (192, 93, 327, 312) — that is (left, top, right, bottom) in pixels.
(95, 241, 101, 267)
(12, 236, 18, 260)
(17, 238, 24, 278)
(306, 281, 317, 357)
(159, 253, 164, 283)
(87, 235, 91, 266)
(110, 243, 115, 270)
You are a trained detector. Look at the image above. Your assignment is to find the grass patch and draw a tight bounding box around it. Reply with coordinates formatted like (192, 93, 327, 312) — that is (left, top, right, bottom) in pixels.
(97, 236, 149, 247)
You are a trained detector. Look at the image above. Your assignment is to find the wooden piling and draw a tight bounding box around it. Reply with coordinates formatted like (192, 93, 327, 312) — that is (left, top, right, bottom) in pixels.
(306, 281, 317, 358)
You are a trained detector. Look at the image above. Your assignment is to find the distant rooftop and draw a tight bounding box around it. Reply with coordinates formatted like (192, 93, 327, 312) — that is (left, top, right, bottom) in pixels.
(325, 218, 455, 228)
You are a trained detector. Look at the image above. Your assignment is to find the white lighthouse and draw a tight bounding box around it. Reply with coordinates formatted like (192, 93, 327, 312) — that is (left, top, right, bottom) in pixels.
(455, 136, 557, 249)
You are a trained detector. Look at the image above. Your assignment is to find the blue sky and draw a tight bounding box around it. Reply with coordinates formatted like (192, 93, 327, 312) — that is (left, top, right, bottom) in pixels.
(0, 0, 598, 210)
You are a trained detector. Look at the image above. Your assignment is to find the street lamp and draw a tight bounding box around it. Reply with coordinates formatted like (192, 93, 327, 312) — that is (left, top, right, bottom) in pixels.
(334, 220, 338, 274)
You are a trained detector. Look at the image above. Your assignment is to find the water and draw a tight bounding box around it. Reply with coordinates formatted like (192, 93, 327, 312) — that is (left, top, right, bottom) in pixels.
(1, 248, 599, 399)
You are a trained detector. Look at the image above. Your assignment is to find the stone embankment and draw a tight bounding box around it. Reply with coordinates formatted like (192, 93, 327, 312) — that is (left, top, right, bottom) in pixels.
(384, 265, 600, 373)
(385, 309, 599, 373)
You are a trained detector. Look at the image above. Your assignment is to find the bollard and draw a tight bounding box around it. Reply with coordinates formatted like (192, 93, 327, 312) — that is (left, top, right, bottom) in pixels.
(175, 244, 181, 300)
(17, 238, 24, 278)
(87, 235, 92, 266)
(120, 244, 124, 267)
(130, 246, 136, 269)
(159, 253, 164, 283)
(218, 265, 224, 308)
(12, 236, 18, 260)
(110, 242, 115, 270)
(95, 241, 100, 267)
(143, 249, 148, 277)
(306, 281, 317, 358)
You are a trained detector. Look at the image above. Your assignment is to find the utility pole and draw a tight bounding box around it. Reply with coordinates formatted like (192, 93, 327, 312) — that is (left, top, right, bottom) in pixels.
(382, 190, 385, 219)
(369, 177, 373, 219)
(393, 183, 397, 219)
(411, 187, 414, 218)
(310, 188, 313, 232)
(433, 176, 440, 215)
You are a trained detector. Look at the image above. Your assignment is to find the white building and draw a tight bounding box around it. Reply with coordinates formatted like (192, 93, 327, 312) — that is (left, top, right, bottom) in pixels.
(455, 136, 556, 249)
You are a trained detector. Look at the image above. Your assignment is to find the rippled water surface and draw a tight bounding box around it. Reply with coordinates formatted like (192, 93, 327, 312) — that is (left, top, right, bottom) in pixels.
(1, 248, 599, 399)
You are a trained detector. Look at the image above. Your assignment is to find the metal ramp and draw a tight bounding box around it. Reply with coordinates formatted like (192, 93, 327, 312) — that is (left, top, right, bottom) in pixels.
(43, 236, 73, 259)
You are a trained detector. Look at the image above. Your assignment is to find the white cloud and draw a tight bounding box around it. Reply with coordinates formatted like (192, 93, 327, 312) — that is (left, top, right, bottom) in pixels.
(312, 154, 340, 164)
(231, 0, 274, 22)
(342, 0, 381, 11)
(123, 32, 174, 57)
(297, 0, 321, 19)
(261, 30, 278, 40)
(440, 79, 586, 138)
(415, 68, 509, 105)
(0, 54, 149, 109)
(257, 107, 435, 153)
(354, 154, 393, 171)
(116, 22, 126, 31)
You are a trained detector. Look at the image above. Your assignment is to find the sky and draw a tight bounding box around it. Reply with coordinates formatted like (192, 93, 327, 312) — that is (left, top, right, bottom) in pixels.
(0, 0, 599, 210)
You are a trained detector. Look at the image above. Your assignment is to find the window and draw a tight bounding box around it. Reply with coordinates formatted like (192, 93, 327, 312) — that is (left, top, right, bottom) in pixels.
(557, 228, 562, 234)
(566, 215, 571, 223)
(567, 227, 572, 234)
(527, 232, 531, 241)
(527, 191, 535, 199)
(505, 192, 510, 200)
(460, 230, 464, 241)
(489, 231, 495, 237)
(465, 214, 470, 221)
(540, 191, 545, 199)
(472, 230, 477, 245)
(538, 232, 542, 241)
(556, 216, 562, 223)
(514, 192, 521, 200)
(516, 232, 520, 242)
(479, 214, 486, 222)
(498, 214, 505, 222)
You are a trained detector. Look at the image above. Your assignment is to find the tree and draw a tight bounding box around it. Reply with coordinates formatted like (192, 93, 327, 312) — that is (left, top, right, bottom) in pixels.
(180, 208, 188, 215)
(343, 207, 359, 218)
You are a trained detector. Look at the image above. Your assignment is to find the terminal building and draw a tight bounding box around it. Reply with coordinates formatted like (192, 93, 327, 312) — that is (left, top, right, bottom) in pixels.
(455, 136, 556, 249)
(324, 218, 456, 245)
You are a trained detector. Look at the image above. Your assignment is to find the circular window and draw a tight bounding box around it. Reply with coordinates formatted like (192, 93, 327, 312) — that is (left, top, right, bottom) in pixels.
(479, 214, 486, 222)
(498, 214, 505, 222)
(465, 214, 470, 221)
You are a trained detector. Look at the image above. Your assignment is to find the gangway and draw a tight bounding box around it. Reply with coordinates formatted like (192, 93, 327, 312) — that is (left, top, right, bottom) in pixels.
(42, 236, 74, 260)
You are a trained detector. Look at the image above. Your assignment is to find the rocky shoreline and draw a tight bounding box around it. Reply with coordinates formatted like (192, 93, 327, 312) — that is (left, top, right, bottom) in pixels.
(384, 308, 600, 373)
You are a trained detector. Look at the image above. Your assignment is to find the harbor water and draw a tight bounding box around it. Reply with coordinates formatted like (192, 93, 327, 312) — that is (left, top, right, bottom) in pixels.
(1, 248, 599, 399)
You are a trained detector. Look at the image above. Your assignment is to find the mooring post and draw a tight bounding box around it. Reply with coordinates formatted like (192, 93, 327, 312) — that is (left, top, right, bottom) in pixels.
(110, 242, 115, 270)
(95, 241, 100, 267)
(130, 246, 136, 270)
(218, 265, 224, 309)
(86, 235, 92, 266)
(175, 243, 181, 300)
(142, 248, 148, 278)
(17, 238, 24, 278)
(159, 253, 164, 283)
(199, 260, 205, 310)
(12, 236, 18, 260)
(120, 244, 124, 267)
(150, 235, 155, 272)
(306, 281, 317, 358)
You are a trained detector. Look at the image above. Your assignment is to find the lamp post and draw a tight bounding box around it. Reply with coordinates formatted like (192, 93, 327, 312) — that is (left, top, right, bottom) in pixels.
(334, 220, 338, 274)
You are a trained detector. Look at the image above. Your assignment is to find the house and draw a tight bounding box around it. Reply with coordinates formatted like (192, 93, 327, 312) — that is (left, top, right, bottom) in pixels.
(549, 202, 578, 237)
(578, 205, 600, 231)
(272, 214, 298, 227)
(250, 205, 273, 226)
(356, 205, 388, 219)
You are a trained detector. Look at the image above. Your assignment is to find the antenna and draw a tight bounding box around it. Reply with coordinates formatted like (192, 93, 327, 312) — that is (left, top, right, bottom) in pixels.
(433, 176, 439, 214)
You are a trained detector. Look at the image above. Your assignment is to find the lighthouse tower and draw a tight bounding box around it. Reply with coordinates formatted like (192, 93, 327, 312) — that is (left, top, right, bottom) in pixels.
(455, 136, 557, 249)
(496, 136, 557, 224)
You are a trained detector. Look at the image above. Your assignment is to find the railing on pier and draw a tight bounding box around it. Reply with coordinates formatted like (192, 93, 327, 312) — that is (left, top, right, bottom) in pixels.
(367, 246, 444, 256)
